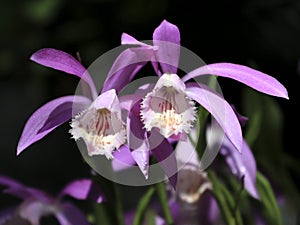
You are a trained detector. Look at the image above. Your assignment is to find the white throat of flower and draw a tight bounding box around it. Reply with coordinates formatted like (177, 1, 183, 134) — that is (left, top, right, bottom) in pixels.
(141, 73, 197, 138)
(70, 107, 126, 159)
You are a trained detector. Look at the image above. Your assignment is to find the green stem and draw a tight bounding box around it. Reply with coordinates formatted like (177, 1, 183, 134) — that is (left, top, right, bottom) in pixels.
(113, 182, 125, 225)
(133, 187, 155, 225)
(155, 182, 174, 225)
(233, 176, 245, 225)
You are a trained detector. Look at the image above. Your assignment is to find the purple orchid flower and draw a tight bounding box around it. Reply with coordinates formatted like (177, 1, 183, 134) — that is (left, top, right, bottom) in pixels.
(16, 48, 145, 159)
(116, 20, 288, 153)
(103, 19, 288, 188)
(0, 176, 104, 225)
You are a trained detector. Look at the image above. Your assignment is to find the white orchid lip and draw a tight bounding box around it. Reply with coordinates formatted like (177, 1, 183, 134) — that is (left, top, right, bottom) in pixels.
(70, 107, 126, 160)
(140, 73, 197, 138)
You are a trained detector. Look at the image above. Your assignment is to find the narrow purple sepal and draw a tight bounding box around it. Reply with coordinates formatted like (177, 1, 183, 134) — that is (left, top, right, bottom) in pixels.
(183, 63, 289, 99)
(17, 96, 91, 155)
(153, 20, 180, 74)
(102, 47, 155, 94)
(186, 86, 243, 152)
(59, 179, 104, 203)
(30, 48, 97, 98)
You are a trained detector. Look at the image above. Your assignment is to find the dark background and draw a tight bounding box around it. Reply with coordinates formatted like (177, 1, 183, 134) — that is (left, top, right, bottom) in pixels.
(0, 0, 299, 210)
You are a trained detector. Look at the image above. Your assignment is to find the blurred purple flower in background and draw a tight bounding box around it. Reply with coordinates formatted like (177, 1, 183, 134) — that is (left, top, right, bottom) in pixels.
(0, 176, 104, 225)
(207, 108, 260, 199)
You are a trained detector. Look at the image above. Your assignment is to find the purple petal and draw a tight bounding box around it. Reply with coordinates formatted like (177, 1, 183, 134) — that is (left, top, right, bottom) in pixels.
(17, 96, 91, 155)
(149, 131, 178, 189)
(59, 179, 104, 203)
(182, 63, 289, 99)
(186, 86, 243, 152)
(127, 100, 150, 178)
(221, 138, 259, 199)
(112, 145, 136, 171)
(131, 148, 150, 179)
(55, 203, 89, 225)
(0, 176, 46, 200)
(153, 20, 180, 74)
(101, 47, 155, 94)
(121, 33, 151, 47)
(31, 48, 97, 99)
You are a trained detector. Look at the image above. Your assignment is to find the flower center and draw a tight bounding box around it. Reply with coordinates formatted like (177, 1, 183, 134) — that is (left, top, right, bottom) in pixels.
(141, 74, 196, 138)
(70, 107, 126, 159)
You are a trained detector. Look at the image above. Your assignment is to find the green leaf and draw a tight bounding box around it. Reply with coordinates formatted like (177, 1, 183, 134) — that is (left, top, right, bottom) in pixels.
(93, 203, 114, 225)
(155, 182, 174, 224)
(145, 210, 157, 225)
(256, 172, 282, 225)
(91, 175, 125, 225)
(242, 87, 300, 205)
(209, 171, 244, 225)
(241, 87, 263, 146)
(113, 183, 126, 225)
(133, 187, 155, 225)
(227, 177, 254, 224)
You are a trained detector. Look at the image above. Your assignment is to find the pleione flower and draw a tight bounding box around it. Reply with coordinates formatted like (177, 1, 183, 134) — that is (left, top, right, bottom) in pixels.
(99, 20, 286, 182)
(16, 48, 149, 159)
(0, 176, 104, 225)
(117, 19, 289, 153)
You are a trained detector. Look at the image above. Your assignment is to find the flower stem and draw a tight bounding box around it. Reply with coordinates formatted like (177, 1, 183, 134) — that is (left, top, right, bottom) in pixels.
(113, 182, 125, 225)
(155, 181, 174, 225)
